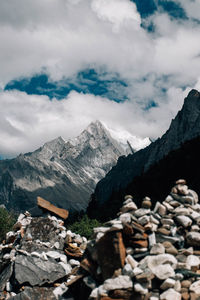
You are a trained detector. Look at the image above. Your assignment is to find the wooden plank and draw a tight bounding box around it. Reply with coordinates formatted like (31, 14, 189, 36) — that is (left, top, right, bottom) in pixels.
(37, 196, 69, 220)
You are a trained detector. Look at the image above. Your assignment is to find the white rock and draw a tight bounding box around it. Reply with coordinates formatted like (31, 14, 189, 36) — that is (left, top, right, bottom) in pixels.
(98, 286, 108, 297)
(150, 215, 160, 225)
(59, 262, 72, 275)
(165, 195, 173, 202)
(152, 264, 175, 280)
(174, 207, 190, 216)
(190, 280, 200, 294)
(174, 280, 181, 292)
(148, 233, 156, 248)
(53, 242, 60, 249)
(150, 243, 165, 255)
(158, 204, 167, 216)
(186, 255, 200, 269)
(119, 213, 132, 224)
(89, 287, 98, 299)
(191, 225, 199, 232)
(59, 231, 67, 239)
(134, 209, 150, 218)
(121, 201, 137, 213)
(69, 259, 80, 267)
(123, 263, 134, 277)
(190, 211, 200, 220)
(161, 219, 174, 226)
(53, 283, 68, 299)
(162, 202, 174, 212)
(160, 278, 176, 290)
(125, 254, 138, 269)
(187, 232, 200, 245)
(138, 215, 150, 226)
(134, 283, 148, 294)
(132, 267, 143, 276)
(147, 254, 177, 270)
(31, 252, 42, 258)
(160, 288, 181, 300)
(46, 251, 62, 259)
(17, 213, 25, 222)
(111, 223, 123, 230)
(103, 275, 133, 291)
(176, 215, 192, 228)
(93, 227, 110, 234)
(96, 232, 104, 241)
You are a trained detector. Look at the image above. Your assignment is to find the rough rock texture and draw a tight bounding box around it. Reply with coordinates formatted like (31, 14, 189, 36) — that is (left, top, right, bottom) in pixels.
(2, 180, 200, 299)
(93, 90, 200, 209)
(0, 121, 129, 213)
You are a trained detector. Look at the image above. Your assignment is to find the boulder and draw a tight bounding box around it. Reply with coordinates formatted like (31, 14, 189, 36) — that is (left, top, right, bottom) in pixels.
(15, 255, 66, 286)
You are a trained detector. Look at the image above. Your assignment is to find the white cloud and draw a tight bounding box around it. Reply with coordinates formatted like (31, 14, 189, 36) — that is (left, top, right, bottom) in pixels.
(0, 88, 187, 157)
(91, 0, 141, 31)
(0, 1, 200, 156)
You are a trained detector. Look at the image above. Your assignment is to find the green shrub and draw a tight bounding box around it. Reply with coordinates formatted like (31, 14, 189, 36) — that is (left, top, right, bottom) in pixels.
(0, 207, 16, 242)
(68, 214, 102, 240)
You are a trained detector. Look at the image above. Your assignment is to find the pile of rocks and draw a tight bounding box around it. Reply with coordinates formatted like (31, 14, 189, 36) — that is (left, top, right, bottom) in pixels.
(79, 180, 200, 299)
(1, 179, 200, 299)
(0, 211, 87, 299)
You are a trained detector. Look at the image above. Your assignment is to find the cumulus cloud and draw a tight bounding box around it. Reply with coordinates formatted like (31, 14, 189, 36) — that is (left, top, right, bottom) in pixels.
(91, 0, 141, 31)
(1, 0, 200, 156)
(0, 88, 188, 157)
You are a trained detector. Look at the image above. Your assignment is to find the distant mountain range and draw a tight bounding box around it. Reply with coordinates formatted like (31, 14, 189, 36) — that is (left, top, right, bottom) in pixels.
(89, 89, 200, 219)
(0, 120, 149, 213)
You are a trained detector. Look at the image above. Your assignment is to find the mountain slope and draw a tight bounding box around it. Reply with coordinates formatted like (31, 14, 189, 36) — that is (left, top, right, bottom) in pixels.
(92, 89, 200, 207)
(0, 121, 129, 212)
(88, 135, 200, 220)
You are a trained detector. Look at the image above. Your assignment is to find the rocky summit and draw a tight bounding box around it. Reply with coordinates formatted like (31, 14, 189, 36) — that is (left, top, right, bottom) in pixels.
(0, 120, 134, 213)
(1, 180, 200, 299)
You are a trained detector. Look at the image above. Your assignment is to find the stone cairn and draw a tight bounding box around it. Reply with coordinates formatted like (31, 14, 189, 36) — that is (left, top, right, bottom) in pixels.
(1, 180, 200, 299)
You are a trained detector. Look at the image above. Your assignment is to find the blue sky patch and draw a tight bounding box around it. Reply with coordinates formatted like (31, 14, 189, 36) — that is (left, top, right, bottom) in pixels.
(132, 0, 187, 20)
(5, 69, 129, 103)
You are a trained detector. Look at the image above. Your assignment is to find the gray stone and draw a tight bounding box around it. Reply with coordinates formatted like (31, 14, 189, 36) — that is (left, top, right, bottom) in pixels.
(134, 209, 150, 218)
(190, 280, 200, 294)
(0, 263, 13, 291)
(123, 263, 134, 277)
(53, 283, 68, 299)
(175, 215, 192, 228)
(15, 254, 66, 286)
(103, 275, 133, 291)
(152, 264, 175, 280)
(150, 243, 165, 255)
(160, 288, 181, 300)
(186, 255, 200, 269)
(186, 231, 200, 246)
(174, 207, 190, 216)
(138, 215, 150, 226)
(119, 213, 132, 224)
(160, 278, 176, 290)
(148, 232, 156, 248)
(121, 201, 137, 213)
(125, 254, 138, 269)
(9, 287, 55, 300)
(134, 282, 148, 294)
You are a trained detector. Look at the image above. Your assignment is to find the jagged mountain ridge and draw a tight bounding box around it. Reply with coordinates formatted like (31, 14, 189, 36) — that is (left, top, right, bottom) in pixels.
(93, 89, 200, 206)
(0, 121, 131, 212)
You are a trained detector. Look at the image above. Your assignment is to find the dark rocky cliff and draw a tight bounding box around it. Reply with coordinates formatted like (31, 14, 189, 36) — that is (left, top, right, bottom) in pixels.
(92, 90, 200, 214)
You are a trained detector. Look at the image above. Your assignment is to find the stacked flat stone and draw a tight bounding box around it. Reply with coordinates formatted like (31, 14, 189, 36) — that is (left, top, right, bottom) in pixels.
(84, 180, 200, 300)
(0, 212, 87, 299)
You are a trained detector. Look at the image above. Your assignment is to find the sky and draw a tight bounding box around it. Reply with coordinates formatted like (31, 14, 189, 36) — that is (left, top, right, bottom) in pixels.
(1, 0, 200, 158)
